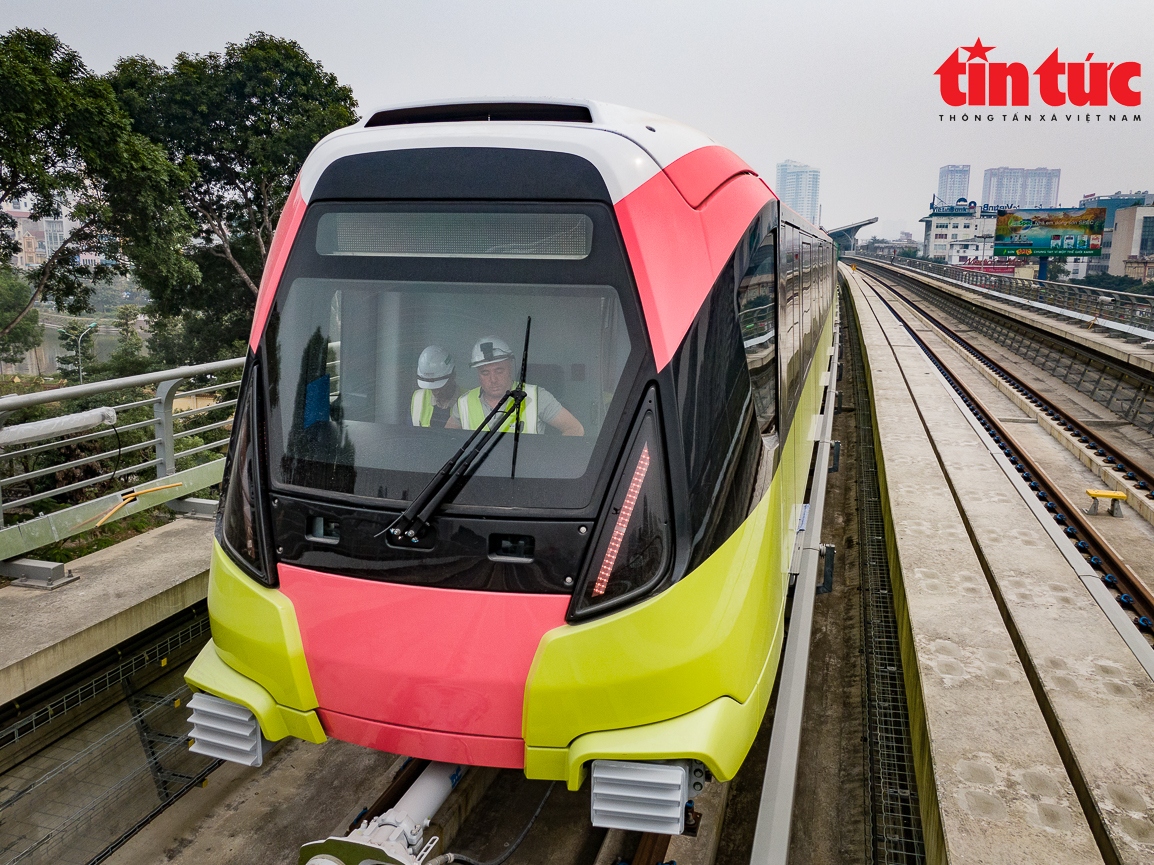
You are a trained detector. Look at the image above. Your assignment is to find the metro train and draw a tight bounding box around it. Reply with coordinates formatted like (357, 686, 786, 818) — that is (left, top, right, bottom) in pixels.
(185, 100, 837, 815)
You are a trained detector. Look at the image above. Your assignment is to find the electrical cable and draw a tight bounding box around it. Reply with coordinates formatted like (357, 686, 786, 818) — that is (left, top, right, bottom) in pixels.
(106, 424, 123, 489)
(424, 781, 555, 865)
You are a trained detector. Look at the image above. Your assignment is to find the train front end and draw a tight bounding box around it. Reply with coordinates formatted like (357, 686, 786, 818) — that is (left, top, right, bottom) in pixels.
(185, 101, 817, 803)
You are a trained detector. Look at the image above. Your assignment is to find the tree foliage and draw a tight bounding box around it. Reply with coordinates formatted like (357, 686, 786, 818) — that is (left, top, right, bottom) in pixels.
(105, 304, 152, 378)
(1044, 258, 1071, 282)
(1071, 271, 1150, 293)
(0, 29, 198, 338)
(0, 267, 42, 363)
(109, 33, 357, 363)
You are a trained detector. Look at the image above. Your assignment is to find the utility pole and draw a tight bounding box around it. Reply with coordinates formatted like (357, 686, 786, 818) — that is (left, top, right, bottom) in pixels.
(76, 322, 98, 385)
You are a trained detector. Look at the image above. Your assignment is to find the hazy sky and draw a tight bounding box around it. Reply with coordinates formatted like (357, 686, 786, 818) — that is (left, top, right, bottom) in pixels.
(4, 0, 1151, 238)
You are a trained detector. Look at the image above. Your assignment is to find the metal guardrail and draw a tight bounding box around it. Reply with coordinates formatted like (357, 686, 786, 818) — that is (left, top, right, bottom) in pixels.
(849, 253, 1154, 339)
(0, 358, 244, 558)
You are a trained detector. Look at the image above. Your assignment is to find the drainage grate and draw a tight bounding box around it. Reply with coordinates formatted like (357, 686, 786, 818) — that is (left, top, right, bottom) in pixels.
(843, 288, 926, 865)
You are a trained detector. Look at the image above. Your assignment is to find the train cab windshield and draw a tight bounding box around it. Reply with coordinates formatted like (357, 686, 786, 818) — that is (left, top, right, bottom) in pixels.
(262, 202, 642, 513)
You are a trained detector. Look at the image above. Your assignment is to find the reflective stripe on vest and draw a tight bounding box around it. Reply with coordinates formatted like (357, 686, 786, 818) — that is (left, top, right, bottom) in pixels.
(410, 388, 434, 427)
(457, 385, 538, 434)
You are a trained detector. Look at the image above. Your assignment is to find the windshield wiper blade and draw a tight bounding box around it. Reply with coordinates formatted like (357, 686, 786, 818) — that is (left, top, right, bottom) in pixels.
(510, 316, 531, 479)
(381, 316, 532, 544)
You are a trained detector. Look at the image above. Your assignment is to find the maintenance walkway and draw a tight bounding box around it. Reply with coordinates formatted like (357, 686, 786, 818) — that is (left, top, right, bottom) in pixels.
(0, 517, 212, 708)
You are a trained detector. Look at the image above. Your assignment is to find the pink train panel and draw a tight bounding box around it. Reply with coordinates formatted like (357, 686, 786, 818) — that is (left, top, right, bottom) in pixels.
(278, 564, 568, 744)
(318, 709, 525, 768)
(615, 155, 773, 372)
(249, 176, 306, 350)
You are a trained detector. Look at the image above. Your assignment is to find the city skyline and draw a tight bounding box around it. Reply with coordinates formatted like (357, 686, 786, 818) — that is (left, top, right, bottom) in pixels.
(1, 0, 1149, 240)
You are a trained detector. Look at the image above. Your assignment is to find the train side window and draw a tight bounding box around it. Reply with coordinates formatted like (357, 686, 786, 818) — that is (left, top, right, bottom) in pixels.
(670, 249, 759, 570)
(778, 224, 799, 419)
(801, 239, 813, 362)
(828, 245, 835, 314)
(820, 244, 828, 321)
(826, 244, 834, 318)
(735, 226, 777, 433)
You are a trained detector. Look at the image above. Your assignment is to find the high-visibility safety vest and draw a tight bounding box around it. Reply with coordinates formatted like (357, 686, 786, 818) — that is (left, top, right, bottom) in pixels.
(410, 389, 435, 427)
(457, 385, 539, 434)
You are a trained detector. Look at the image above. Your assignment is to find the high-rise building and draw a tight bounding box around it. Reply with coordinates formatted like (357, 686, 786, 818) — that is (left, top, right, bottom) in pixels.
(1078, 191, 1154, 274)
(981, 167, 1061, 208)
(775, 160, 821, 224)
(937, 164, 970, 205)
(1023, 168, 1061, 208)
(1107, 204, 1154, 278)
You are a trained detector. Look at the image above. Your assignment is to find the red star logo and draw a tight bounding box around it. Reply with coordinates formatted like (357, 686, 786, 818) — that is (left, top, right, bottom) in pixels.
(961, 38, 994, 61)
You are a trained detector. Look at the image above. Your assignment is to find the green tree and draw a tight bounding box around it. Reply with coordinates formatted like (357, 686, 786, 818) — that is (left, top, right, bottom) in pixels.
(1072, 271, 1149, 293)
(1045, 259, 1071, 282)
(56, 320, 99, 383)
(0, 29, 198, 339)
(0, 267, 43, 364)
(109, 33, 357, 363)
(105, 304, 152, 378)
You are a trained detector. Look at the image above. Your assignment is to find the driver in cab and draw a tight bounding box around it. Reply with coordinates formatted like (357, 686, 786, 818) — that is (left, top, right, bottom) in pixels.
(446, 336, 584, 436)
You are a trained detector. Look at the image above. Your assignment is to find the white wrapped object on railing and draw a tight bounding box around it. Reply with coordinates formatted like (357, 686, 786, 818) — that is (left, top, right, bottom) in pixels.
(0, 407, 117, 447)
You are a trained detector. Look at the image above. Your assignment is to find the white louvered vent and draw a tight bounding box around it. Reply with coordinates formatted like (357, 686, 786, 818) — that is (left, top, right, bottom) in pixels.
(187, 692, 267, 767)
(590, 760, 689, 834)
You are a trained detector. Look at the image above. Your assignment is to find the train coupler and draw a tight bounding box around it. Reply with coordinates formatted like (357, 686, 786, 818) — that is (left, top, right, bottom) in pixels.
(299, 761, 465, 865)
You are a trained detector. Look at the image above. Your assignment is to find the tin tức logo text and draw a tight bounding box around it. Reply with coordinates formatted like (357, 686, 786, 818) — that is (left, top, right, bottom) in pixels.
(935, 39, 1140, 108)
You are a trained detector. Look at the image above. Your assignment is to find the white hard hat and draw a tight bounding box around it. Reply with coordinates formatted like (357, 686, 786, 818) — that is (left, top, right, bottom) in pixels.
(470, 336, 514, 369)
(417, 345, 454, 389)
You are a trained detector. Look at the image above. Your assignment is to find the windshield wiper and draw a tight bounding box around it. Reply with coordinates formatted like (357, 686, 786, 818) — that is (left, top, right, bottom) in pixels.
(509, 316, 531, 480)
(381, 316, 532, 545)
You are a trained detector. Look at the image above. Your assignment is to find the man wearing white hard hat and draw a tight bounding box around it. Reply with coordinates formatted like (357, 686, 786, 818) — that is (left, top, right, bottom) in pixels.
(446, 336, 584, 436)
(410, 345, 459, 428)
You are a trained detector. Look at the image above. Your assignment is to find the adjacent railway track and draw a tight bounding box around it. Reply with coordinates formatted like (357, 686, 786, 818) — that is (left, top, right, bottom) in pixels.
(859, 271, 1154, 644)
(854, 258, 1154, 448)
(859, 264, 1154, 505)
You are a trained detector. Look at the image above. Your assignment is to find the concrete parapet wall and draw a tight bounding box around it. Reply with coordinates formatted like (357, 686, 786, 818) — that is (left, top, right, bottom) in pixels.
(1, 518, 214, 705)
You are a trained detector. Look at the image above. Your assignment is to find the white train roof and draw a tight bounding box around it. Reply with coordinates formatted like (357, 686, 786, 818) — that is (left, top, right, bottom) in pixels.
(297, 99, 722, 204)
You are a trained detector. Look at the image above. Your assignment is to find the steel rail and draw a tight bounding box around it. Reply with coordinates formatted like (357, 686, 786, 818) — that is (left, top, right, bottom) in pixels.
(0, 362, 241, 525)
(861, 273, 1154, 641)
(857, 262, 1154, 498)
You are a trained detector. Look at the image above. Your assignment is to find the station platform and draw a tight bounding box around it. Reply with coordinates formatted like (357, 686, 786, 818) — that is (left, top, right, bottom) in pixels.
(0, 517, 214, 706)
(845, 265, 1154, 864)
(859, 258, 1154, 377)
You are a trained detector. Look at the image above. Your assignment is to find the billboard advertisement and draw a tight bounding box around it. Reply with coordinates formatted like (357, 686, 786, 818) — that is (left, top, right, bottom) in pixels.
(994, 208, 1108, 258)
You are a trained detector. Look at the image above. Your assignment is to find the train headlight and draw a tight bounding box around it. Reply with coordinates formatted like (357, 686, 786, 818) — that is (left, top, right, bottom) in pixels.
(218, 366, 276, 586)
(569, 391, 670, 620)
